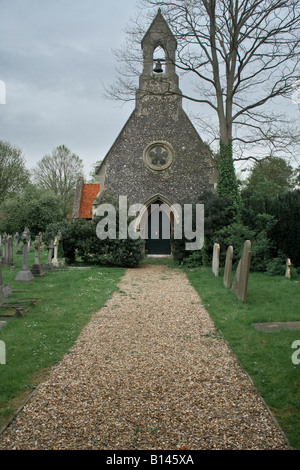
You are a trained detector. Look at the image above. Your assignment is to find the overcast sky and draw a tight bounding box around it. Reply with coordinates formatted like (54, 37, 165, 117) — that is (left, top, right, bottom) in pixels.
(1, 0, 299, 182)
(0, 0, 143, 179)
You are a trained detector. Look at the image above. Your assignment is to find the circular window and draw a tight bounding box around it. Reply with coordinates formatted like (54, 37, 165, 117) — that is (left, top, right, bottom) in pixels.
(143, 141, 174, 171)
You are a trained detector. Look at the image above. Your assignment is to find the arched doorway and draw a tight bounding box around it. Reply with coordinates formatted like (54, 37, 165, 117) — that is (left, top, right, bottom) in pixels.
(137, 195, 179, 256)
(145, 204, 171, 255)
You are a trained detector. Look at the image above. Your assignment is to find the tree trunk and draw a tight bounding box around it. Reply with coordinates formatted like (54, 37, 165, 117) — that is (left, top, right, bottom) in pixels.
(217, 140, 240, 214)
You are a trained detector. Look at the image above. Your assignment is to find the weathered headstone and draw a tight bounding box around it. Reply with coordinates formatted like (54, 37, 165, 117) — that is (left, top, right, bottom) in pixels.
(7, 235, 14, 267)
(0, 259, 12, 300)
(212, 243, 220, 276)
(45, 239, 55, 271)
(223, 245, 233, 288)
(15, 228, 34, 282)
(285, 258, 292, 279)
(52, 236, 59, 267)
(52, 234, 65, 268)
(232, 240, 251, 302)
(31, 235, 46, 277)
(1, 233, 8, 266)
(14, 232, 19, 247)
(15, 306, 26, 318)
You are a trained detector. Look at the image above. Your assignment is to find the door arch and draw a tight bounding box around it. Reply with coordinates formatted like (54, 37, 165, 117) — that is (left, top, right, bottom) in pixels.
(137, 195, 179, 255)
(146, 204, 171, 255)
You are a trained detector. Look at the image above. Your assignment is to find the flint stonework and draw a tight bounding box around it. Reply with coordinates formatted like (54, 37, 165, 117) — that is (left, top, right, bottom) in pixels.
(95, 10, 217, 211)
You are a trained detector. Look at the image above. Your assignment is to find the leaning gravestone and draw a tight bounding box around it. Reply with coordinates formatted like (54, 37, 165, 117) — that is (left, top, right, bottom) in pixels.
(212, 243, 220, 277)
(232, 240, 251, 302)
(223, 245, 233, 288)
(15, 228, 34, 282)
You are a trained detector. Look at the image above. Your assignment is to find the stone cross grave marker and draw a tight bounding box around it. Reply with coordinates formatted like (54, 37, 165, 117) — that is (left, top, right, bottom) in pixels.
(52, 233, 65, 268)
(31, 235, 46, 277)
(223, 245, 233, 288)
(14, 232, 19, 247)
(15, 228, 34, 282)
(232, 240, 252, 302)
(212, 243, 220, 277)
(45, 239, 54, 271)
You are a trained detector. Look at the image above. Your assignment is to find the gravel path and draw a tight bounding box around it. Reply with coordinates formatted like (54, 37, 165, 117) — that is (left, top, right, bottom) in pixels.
(0, 264, 289, 450)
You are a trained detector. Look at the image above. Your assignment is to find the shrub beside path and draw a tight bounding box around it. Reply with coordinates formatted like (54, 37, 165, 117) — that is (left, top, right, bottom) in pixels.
(0, 264, 290, 450)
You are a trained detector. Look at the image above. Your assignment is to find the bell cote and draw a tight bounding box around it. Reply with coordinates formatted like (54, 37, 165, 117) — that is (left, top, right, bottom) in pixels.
(136, 9, 181, 112)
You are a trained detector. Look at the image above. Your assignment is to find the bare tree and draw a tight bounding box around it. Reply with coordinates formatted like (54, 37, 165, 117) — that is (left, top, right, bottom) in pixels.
(32, 145, 84, 216)
(106, 0, 300, 169)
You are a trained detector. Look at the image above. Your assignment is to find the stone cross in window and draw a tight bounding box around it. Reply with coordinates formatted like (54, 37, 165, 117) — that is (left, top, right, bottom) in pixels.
(149, 147, 168, 166)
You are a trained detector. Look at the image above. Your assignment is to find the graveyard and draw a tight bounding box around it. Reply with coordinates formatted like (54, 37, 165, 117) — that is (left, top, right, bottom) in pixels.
(0, 240, 125, 432)
(0, 236, 299, 448)
(1, 2, 300, 452)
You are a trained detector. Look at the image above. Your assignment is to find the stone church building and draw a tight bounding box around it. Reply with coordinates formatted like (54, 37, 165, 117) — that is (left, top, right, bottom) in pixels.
(74, 9, 217, 255)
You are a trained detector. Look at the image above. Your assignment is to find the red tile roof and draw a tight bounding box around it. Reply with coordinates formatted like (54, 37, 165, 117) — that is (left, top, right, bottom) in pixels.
(78, 184, 100, 219)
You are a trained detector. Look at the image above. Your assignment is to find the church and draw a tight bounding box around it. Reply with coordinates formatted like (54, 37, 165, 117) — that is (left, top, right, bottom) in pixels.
(74, 9, 217, 255)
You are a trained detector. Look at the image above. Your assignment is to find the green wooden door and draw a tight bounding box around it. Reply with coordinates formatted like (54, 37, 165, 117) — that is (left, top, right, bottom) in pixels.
(146, 208, 171, 255)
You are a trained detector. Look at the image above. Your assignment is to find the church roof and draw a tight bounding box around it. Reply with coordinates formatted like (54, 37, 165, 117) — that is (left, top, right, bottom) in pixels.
(78, 183, 100, 219)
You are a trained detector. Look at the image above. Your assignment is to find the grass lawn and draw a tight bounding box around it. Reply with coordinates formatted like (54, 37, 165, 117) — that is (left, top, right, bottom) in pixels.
(183, 264, 300, 450)
(0, 246, 125, 431)
(1, 252, 299, 450)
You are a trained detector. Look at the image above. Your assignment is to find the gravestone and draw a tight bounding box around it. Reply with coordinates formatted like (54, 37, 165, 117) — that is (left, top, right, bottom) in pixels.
(52, 233, 65, 268)
(31, 235, 46, 277)
(0, 258, 12, 300)
(212, 243, 220, 276)
(0, 321, 7, 331)
(232, 240, 251, 302)
(14, 232, 19, 247)
(285, 258, 292, 279)
(15, 228, 34, 282)
(1, 234, 8, 266)
(223, 245, 233, 288)
(45, 239, 54, 271)
(7, 235, 14, 267)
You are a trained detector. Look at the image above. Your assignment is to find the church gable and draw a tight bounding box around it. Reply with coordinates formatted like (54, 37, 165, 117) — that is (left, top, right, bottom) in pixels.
(96, 10, 217, 207)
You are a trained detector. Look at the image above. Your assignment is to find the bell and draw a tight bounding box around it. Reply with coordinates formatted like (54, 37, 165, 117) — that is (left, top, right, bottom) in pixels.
(153, 59, 163, 73)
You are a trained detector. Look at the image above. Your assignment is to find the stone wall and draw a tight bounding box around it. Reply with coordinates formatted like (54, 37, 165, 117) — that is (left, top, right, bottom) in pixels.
(97, 97, 217, 206)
